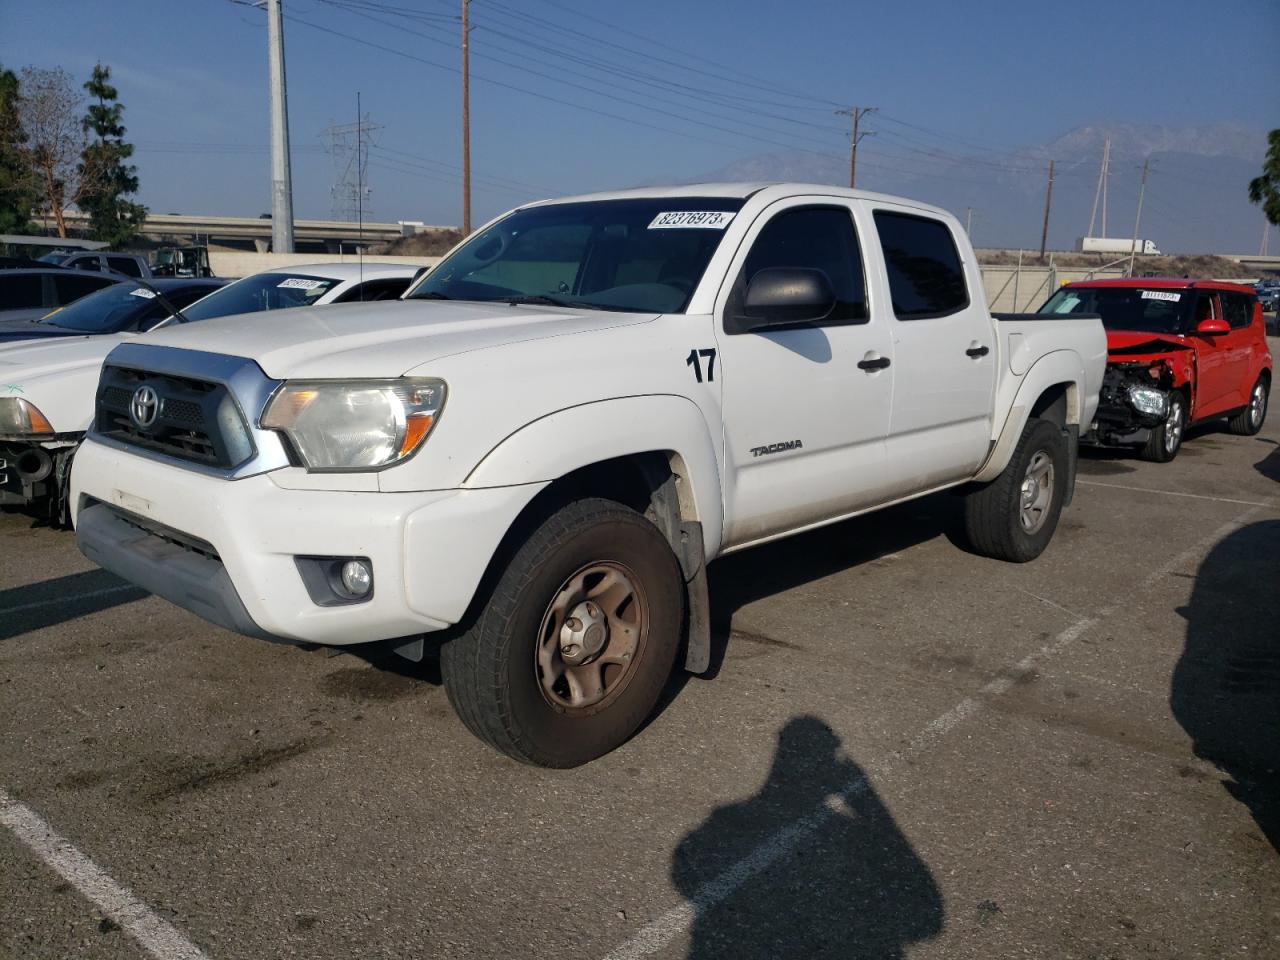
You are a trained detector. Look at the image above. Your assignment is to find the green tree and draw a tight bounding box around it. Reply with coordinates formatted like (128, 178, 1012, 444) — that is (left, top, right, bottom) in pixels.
(0, 64, 36, 234)
(78, 63, 145, 246)
(1248, 128, 1280, 227)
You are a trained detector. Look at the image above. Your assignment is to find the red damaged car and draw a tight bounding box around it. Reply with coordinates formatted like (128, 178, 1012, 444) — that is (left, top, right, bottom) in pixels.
(1040, 279, 1272, 461)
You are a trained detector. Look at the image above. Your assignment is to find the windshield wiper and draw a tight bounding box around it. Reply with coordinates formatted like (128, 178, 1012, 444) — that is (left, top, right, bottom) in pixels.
(505, 294, 572, 307)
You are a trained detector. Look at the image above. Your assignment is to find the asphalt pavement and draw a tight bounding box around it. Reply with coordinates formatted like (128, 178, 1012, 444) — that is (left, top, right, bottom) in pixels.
(1, 344, 1278, 960)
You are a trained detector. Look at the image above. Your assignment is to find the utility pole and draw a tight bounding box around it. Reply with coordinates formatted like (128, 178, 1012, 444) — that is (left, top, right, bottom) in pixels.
(1128, 159, 1149, 277)
(1038, 159, 1055, 261)
(1087, 138, 1110, 238)
(461, 0, 471, 235)
(835, 106, 876, 189)
(965, 207, 973, 237)
(1262, 214, 1271, 257)
(267, 0, 295, 253)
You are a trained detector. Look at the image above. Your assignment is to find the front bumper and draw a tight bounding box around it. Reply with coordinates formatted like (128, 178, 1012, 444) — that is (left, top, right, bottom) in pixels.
(71, 436, 545, 646)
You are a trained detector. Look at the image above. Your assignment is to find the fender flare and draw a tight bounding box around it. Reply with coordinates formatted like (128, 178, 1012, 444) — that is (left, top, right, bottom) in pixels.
(462, 394, 725, 557)
(974, 350, 1086, 483)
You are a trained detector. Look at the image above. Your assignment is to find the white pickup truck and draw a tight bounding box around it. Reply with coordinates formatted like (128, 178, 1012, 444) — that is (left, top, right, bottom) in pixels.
(72, 184, 1106, 766)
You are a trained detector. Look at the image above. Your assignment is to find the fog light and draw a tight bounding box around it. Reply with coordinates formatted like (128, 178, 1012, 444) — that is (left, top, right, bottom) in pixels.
(1128, 385, 1168, 417)
(341, 560, 372, 597)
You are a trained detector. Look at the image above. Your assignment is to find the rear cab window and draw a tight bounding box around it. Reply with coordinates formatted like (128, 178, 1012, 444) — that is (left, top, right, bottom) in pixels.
(107, 256, 144, 278)
(872, 211, 968, 319)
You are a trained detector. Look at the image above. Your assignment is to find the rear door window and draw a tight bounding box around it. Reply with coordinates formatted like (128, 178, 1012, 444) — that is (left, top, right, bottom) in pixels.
(873, 211, 969, 319)
(53, 273, 113, 304)
(0, 274, 44, 309)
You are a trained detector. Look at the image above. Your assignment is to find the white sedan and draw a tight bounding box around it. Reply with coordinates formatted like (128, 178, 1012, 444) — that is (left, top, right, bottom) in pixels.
(0, 262, 423, 523)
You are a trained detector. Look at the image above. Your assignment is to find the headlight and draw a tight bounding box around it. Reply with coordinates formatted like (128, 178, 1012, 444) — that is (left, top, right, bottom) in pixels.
(0, 398, 54, 436)
(1127, 385, 1168, 418)
(261, 378, 445, 470)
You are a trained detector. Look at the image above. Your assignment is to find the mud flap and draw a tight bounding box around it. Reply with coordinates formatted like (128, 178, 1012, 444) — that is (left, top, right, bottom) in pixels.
(1063, 424, 1079, 507)
(677, 521, 711, 674)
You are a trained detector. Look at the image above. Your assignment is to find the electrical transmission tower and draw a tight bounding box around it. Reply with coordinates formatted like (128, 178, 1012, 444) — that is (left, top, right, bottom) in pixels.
(321, 113, 382, 222)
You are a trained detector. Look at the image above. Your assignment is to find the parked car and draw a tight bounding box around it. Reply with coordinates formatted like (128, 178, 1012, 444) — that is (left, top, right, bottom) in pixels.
(177, 262, 419, 322)
(38, 250, 152, 279)
(1256, 280, 1279, 334)
(0, 264, 415, 524)
(0, 278, 225, 522)
(0, 268, 120, 325)
(71, 184, 1105, 766)
(1041, 279, 1272, 461)
(0, 255, 46, 270)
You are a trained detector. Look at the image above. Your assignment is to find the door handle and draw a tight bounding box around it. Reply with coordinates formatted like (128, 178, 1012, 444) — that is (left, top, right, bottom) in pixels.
(857, 355, 891, 371)
(966, 345, 990, 358)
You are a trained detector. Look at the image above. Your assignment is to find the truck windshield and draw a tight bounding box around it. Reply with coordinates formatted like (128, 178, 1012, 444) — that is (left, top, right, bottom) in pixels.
(1041, 286, 1188, 335)
(180, 273, 337, 321)
(408, 197, 746, 314)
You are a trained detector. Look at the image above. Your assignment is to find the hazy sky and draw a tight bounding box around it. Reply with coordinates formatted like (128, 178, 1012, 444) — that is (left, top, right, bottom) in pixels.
(2, 0, 1278, 241)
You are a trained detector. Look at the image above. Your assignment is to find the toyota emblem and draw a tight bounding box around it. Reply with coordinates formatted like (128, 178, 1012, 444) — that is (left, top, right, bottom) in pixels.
(130, 385, 160, 429)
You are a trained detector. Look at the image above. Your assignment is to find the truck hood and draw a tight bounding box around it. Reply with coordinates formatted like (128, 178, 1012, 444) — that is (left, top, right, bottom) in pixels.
(141, 300, 659, 379)
(1105, 330, 1194, 359)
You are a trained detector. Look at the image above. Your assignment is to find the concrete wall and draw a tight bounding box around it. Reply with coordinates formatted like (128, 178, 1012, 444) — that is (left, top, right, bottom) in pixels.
(980, 265, 1127, 313)
(210, 251, 442, 279)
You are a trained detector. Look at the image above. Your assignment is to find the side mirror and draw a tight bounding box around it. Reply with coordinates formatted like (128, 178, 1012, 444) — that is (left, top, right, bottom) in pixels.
(1195, 318, 1229, 336)
(727, 267, 835, 334)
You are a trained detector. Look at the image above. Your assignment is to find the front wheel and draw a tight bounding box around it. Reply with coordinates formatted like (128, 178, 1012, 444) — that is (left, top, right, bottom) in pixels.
(441, 497, 684, 767)
(1140, 391, 1185, 462)
(964, 418, 1067, 563)
(1227, 377, 1269, 436)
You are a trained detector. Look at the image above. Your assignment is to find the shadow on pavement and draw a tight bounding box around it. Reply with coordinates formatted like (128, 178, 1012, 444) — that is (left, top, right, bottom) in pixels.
(1256, 446, 1280, 483)
(702, 493, 963, 678)
(0, 568, 147, 642)
(1171, 520, 1280, 851)
(673, 716, 943, 959)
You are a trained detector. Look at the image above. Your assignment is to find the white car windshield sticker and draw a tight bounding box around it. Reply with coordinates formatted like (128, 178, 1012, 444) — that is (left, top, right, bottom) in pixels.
(1140, 290, 1181, 302)
(277, 278, 326, 289)
(129, 288, 157, 298)
(648, 211, 736, 230)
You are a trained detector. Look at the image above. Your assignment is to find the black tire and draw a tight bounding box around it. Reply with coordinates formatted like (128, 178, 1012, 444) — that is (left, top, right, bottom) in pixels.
(1227, 376, 1269, 436)
(441, 497, 684, 767)
(1140, 390, 1186, 463)
(964, 418, 1067, 563)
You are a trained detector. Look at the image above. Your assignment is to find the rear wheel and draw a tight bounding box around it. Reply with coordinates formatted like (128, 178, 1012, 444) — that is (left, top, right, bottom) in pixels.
(441, 497, 684, 767)
(964, 418, 1067, 563)
(1140, 391, 1185, 462)
(1227, 377, 1268, 436)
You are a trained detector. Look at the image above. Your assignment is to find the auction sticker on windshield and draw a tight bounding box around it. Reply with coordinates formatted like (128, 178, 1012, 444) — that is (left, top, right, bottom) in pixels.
(648, 211, 736, 229)
(1140, 290, 1181, 302)
(129, 288, 157, 298)
(277, 278, 326, 289)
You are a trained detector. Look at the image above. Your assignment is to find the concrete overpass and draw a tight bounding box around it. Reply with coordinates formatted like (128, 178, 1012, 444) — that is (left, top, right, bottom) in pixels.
(35, 212, 455, 253)
(1224, 254, 1280, 276)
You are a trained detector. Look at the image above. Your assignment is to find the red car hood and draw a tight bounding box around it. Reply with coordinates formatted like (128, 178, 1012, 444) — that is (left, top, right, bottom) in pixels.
(1105, 329, 1194, 360)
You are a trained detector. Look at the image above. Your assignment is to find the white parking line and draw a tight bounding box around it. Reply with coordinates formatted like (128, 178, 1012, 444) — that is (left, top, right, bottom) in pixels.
(601, 505, 1265, 960)
(0, 585, 139, 617)
(1076, 478, 1275, 508)
(0, 787, 208, 960)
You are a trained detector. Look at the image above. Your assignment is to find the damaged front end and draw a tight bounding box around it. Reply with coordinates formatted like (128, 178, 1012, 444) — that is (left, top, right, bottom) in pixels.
(0, 438, 79, 517)
(1089, 361, 1176, 446)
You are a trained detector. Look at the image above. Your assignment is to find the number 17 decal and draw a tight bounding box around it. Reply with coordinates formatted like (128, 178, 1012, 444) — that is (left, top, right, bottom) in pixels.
(686, 348, 717, 383)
